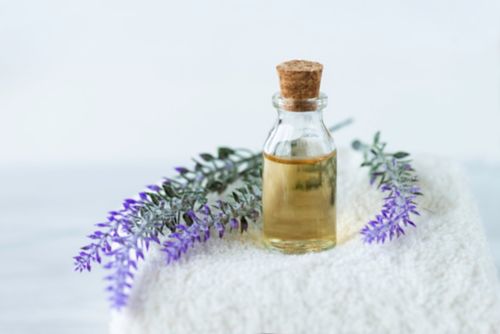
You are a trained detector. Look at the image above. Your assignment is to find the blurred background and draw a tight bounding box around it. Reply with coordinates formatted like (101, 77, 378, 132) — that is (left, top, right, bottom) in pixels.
(1, 0, 499, 333)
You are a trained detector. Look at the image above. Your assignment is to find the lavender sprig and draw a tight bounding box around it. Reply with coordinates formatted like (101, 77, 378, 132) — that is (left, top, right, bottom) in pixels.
(352, 132, 422, 243)
(74, 148, 261, 308)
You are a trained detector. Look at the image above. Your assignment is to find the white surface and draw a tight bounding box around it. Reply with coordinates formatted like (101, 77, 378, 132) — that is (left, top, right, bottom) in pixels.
(1, 0, 500, 165)
(0, 156, 499, 333)
(465, 161, 500, 274)
(109, 151, 500, 334)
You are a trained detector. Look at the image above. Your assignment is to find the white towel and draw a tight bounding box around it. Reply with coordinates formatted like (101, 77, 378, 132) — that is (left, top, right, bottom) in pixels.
(110, 150, 500, 334)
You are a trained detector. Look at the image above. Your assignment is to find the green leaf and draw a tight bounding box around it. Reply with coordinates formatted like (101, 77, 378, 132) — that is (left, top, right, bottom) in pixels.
(200, 153, 214, 162)
(162, 184, 176, 197)
(374, 131, 381, 144)
(197, 197, 208, 206)
(393, 152, 410, 159)
(218, 147, 235, 159)
(232, 191, 240, 203)
(360, 161, 371, 167)
(182, 212, 194, 226)
(240, 216, 248, 233)
(372, 163, 382, 171)
(351, 140, 362, 150)
(194, 162, 203, 171)
(148, 193, 160, 205)
(165, 220, 176, 232)
(377, 175, 386, 188)
(206, 179, 225, 192)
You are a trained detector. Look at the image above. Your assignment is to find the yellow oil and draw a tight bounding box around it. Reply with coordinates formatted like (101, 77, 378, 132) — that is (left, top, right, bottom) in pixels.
(262, 151, 337, 253)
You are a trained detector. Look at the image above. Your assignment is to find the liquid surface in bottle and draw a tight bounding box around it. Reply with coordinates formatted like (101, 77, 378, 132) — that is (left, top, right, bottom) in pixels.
(262, 151, 337, 253)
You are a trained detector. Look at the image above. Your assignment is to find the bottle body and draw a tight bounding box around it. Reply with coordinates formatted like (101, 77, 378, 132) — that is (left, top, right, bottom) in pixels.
(262, 93, 337, 253)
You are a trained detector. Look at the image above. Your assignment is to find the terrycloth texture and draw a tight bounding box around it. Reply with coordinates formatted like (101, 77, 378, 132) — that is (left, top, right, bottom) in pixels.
(109, 151, 500, 334)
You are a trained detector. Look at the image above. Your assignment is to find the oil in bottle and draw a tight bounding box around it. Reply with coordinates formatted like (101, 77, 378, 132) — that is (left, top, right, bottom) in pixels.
(263, 151, 336, 253)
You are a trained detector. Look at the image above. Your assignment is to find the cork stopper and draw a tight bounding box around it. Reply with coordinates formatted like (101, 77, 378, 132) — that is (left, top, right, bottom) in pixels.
(276, 60, 323, 111)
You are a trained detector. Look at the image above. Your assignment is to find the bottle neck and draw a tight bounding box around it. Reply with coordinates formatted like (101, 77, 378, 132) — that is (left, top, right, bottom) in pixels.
(272, 92, 327, 112)
(272, 92, 328, 125)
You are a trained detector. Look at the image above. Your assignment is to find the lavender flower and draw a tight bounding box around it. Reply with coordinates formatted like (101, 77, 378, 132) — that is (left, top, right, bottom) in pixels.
(353, 132, 422, 243)
(161, 187, 261, 264)
(73, 192, 168, 308)
(74, 147, 262, 309)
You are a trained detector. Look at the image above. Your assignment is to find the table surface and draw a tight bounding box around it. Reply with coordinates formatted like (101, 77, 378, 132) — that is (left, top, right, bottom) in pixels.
(1, 160, 499, 334)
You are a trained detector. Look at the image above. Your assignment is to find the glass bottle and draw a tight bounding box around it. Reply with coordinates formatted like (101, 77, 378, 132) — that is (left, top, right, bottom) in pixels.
(262, 60, 337, 253)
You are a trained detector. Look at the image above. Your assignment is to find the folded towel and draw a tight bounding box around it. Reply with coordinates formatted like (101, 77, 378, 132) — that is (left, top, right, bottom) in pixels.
(110, 150, 500, 334)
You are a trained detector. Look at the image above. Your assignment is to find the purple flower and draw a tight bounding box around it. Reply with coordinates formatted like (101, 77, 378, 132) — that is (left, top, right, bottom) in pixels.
(200, 204, 211, 215)
(354, 133, 422, 244)
(73, 184, 164, 308)
(215, 222, 225, 238)
(360, 169, 421, 243)
(160, 200, 261, 266)
(162, 224, 201, 264)
(229, 218, 239, 230)
(147, 184, 161, 192)
(174, 167, 189, 174)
